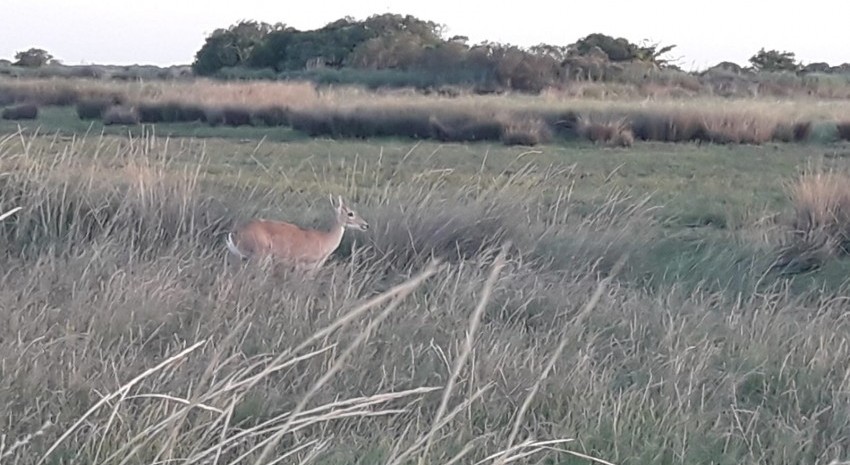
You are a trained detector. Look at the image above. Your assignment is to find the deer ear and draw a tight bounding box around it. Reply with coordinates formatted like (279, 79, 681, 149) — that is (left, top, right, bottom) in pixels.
(329, 194, 336, 208)
(337, 195, 344, 208)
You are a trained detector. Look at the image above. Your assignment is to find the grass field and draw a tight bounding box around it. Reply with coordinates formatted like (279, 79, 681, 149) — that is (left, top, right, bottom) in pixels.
(3, 83, 850, 465)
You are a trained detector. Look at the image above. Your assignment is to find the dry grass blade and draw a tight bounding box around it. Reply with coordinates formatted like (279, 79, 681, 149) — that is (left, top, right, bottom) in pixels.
(494, 254, 629, 465)
(235, 262, 442, 399)
(386, 384, 494, 465)
(36, 340, 207, 465)
(543, 447, 619, 465)
(475, 439, 577, 465)
(0, 421, 52, 460)
(182, 387, 441, 465)
(122, 394, 224, 414)
(252, 261, 441, 465)
(0, 206, 21, 222)
(420, 242, 511, 463)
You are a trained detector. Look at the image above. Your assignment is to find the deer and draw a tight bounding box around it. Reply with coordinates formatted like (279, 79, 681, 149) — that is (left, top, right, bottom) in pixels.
(225, 195, 369, 274)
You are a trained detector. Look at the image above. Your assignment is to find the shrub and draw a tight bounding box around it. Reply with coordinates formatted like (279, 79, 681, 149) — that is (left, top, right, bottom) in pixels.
(137, 103, 165, 123)
(772, 121, 812, 143)
(76, 99, 113, 119)
(102, 105, 140, 125)
(221, 106, 253, 126)
(611, 127, 635, 147)
(629, 112, 706, 142)
(158, 102, 189, 122)
(538, 110, 580, 138)
(252, 106, 290, 126)
(137, 102, 206, 123)
(577, 115, 632, 146)
(288, 107, 437, 140)
(287, 109, 333, 136)
(429, 114, 504, 142)
(1, 103, 38, 120)
(702, 115, 776, 145)
(793, 121, 812, 142)
(837, 122, 850, 141)
(177, 104, 207, 122)
(339, 108, 432, 139)
(203, 107, 225, 126)
(500, 117, 552, 146)
(788, 171, 850, 256)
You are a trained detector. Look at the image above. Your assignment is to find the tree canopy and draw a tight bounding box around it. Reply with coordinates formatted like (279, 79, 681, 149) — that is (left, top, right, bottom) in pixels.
(14, 48, 53, 67)
(748, 48, 800, 72)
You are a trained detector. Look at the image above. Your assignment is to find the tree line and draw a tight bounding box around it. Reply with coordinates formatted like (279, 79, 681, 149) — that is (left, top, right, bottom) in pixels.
(189, 14, 682, 92)
(186, 14, 848, 92)
(5, 14, 847, 93)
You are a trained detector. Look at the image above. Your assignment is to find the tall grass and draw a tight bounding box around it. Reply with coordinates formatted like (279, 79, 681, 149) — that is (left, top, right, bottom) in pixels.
(8, 76, 850, 144)
(778, 170, 850, 272)
(1, 132, 850, 464)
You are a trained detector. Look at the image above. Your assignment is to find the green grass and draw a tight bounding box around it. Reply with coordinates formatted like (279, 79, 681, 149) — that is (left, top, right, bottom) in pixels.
(2, 119, 850, 465)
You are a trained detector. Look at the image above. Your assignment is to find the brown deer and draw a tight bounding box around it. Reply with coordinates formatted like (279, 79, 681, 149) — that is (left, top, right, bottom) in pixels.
(225, 195, 369, 273)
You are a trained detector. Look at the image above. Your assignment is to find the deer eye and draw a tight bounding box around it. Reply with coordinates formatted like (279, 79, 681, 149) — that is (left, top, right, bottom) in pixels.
(347, 212, 354, 217)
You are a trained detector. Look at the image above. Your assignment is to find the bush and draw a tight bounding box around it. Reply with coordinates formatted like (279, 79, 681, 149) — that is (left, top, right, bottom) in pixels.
(203, 107, 225, 126)
(288, 107, 434, 140)
(1, 103, 38, 120)
(102, 105, 140, 125)
(429, 114, 504, 142)
(629, 112, 706, 142)
(577, 115, 633, 146)
(837, 122, 850, 141)
(203, 106, 254, 127)
(340, 108, 432, 139)
(500, 117, 552, 146)
(793, 121, 812, 142)
(221, 106, 253, 126)
(137, 102, 206, 123)
(252, 106, 290, 126)
(137, 103, 165, 123)
(540, 110, 580, 139)
(703, 115, 775, 145)
(772, 121, 812, 143)
(76, 99, 112, 119)
(782, 171, 850, 268)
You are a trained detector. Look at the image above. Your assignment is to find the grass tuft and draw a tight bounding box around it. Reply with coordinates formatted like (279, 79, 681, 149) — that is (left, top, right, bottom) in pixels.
(102, 105, 140, 125)
(2, 103, 38, 120)
(837, 122, 850, 141)
(788, 171, 850, 255)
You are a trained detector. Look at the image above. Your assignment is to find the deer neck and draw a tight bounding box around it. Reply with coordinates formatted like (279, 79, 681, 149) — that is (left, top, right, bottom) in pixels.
(323, 217, 346, 253)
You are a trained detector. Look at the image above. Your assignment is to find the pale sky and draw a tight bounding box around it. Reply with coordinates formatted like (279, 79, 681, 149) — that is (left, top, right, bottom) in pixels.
(2, 0, 848, 71)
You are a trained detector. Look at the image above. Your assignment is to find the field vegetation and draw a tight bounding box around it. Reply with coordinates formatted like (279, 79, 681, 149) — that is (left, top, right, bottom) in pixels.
(1, 128, 850, 464)
(2, 77, 850, 147)
(3, 11, 850, 465)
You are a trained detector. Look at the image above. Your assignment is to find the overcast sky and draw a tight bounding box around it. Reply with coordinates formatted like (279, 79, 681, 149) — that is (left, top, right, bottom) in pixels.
(2, 0, 848, 70)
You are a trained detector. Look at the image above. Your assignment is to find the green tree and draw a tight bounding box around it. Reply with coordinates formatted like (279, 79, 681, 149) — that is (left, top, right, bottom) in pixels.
(570, 33, 635, 61)
(346, 14, 445, 69)
(748, 48, 799, 72)
(633, 40, 677, 67)
(14, 48, 53, 67)
(360, 13, 443, 43)
(192, 20, 282, 75)
(568, 33, 675, 67)
(250, 23, 372, 71)
(529, 43, 569, 61)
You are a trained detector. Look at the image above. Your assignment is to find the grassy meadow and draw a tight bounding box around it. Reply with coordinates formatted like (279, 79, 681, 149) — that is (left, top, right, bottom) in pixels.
(2, 76, 850, 465)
